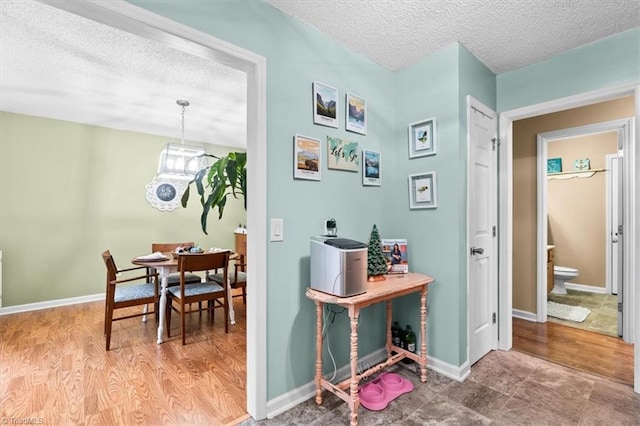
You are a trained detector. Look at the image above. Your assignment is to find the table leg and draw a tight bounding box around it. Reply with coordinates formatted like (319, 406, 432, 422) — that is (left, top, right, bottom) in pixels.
(142, 304, 148, 323)
(157, 267, 170, 344)
(419, 286, 428, 383)
(349, 306, 359, 426)
(314, 301, 323, 405)
(227, 278, 236, 325)
(386, 301, 392, 360)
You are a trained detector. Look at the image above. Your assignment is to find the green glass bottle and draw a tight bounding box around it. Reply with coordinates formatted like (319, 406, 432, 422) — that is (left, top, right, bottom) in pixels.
(391, 321, 401, 349)
(402, 324, 416, 364)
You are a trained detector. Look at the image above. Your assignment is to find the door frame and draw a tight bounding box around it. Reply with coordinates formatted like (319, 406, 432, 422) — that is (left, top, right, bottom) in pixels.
(498, 83, 639, 393)
(605, 153, 621, 296)
(535, 119, 631, 331)
(47, 0, 269, 418)
(466, 96, 498, 365)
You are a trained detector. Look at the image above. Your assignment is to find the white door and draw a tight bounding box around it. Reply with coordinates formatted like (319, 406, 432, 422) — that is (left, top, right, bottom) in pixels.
(607, 153, 623, 336)
(467, 97, 498, 365)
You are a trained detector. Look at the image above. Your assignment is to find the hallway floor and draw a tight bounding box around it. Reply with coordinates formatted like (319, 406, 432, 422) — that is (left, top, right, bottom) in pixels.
(242, 350, 639, 425)
(547, 289, 618, 337)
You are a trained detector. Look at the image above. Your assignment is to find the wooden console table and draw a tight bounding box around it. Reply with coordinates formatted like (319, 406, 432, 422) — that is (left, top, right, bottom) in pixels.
(305, 272, 434, 426)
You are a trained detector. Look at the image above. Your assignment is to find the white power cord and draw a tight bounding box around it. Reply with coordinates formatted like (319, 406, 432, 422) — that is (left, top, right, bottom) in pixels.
(322, 304, 338, 382)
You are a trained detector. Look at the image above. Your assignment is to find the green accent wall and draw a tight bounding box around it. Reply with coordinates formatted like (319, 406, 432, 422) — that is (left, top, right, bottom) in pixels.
(0, 112, 245, 305)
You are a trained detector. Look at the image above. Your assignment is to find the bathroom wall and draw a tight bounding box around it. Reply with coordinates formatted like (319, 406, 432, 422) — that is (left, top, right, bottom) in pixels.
(512, 96, 634, 313)
(547, 132, 618, 288)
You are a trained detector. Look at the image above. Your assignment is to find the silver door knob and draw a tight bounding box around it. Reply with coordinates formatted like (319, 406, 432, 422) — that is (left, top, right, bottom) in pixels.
(470, 247, 484, 255)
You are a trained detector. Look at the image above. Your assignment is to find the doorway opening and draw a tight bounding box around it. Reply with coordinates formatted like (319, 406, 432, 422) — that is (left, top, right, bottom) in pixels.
(537, 120, 631, 340)
(47, 0, 269, 419)
(498, 84, 639, 393)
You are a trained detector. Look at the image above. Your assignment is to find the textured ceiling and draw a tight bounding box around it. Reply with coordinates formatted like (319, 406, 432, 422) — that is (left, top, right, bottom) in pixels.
(265, 0, 640, 73)
(0, 0, 247, 148)
(1, 1, 638, 149)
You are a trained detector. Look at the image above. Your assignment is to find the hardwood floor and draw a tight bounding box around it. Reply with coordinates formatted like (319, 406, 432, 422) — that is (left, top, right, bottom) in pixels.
(512, 317, 634, 386)
(0, 295, 247, 425)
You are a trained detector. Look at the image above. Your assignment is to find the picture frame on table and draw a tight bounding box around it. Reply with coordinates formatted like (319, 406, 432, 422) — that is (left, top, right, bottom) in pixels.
(408, 171, 437, 209)
(362, 149, 381, 186)
(408, 117, 437, 158)
(313, 81, 339, 128)
(345, 92, 367, 135)
(294, 134, 322, 181)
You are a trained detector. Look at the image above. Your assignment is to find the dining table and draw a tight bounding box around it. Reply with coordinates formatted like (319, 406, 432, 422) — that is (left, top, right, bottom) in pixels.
(132, 250, 240, 344)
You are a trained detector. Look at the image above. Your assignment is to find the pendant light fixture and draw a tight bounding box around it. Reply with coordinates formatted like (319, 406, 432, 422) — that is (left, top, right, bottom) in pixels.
(157, 99, 206, 180)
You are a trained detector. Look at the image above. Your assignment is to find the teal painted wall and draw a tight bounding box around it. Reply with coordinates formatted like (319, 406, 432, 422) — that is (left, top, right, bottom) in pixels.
(393, 45, 464, 365)
(392, 44, 496, 366)
(127, 0, 397, 399)
(497, 28, 639, 112)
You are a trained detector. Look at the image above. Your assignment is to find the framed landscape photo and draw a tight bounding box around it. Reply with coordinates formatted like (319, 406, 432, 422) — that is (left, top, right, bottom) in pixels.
(362, 149, 381, 186)
(408, 117, 437, 158)
(313, 81, 338, 128)
(294, 134, 321, 181)
(408, 171, 437, 209)
(346, 92, 367, 135)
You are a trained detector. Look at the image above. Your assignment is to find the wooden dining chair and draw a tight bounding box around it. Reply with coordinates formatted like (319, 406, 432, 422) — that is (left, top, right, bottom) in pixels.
(102, 250, 159, 351)
(151, 242, 203, 285)
(166, 251, 230, 345)
(208, 253, 247, 304)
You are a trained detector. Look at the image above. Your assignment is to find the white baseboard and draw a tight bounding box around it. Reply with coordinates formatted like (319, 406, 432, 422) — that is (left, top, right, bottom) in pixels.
(0, 293, 105, 316)
(266, 348, 469, 419)
(565, 282, 607, 294)
(512, 309, 537, 322)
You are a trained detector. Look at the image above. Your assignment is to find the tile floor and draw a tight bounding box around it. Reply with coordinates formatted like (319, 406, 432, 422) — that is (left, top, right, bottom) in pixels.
(547, 289, 618, 337)
(242, 350, 639, 425)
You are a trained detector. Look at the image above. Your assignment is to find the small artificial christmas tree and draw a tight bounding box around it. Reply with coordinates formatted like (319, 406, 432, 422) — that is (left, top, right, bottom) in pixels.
(367, 224, 388, 281)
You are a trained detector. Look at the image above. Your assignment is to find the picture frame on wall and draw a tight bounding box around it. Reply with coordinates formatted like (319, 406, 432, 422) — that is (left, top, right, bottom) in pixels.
(547, 157, 562, 173)
(362, 149, 381, 186)
(294, 134, 322, 181)
(408, 171, 437, 209)
(313, 81, 339, 128)
(408, 117, 437, 158)
(346, 92, 367, 135)
(327, 136, 359, 172)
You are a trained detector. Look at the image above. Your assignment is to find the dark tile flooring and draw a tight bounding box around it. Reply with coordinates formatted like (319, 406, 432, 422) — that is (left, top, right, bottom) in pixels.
(242, 350, 639, 425)
(547, 289, 618, 337)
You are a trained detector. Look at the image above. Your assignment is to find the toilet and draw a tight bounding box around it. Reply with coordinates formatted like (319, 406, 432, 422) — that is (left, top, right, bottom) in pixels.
(552, 266, 579, 294)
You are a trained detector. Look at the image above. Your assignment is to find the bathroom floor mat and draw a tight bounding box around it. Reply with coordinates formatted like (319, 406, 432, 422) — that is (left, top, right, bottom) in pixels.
(547, 301, 590, 322)
(358, 372, 414, 411)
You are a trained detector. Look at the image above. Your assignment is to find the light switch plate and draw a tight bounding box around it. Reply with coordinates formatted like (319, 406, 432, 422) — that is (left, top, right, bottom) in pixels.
(270, 218, 284, 241)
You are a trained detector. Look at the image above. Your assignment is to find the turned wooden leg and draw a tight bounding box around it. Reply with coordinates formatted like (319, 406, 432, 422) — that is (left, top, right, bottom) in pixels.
(315, 301, 323, 405)
(386, 301, 392, 360)
(419, 286, 428, 383)
(349, 306, 359, 426)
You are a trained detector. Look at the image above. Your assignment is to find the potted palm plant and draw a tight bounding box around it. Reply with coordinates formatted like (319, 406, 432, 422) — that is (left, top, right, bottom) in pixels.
(181, 151, 246, 234)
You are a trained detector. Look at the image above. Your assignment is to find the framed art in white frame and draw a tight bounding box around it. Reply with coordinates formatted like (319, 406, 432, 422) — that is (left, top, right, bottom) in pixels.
(362, 149, 381, 186)
(346, 92, 367, 135)
(294, 134, 322, 181)
(327, 136, 359, 172)
(408, 171, 437, 209)
(313, 81, 339, 128)
(408, 117, 437, 158)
